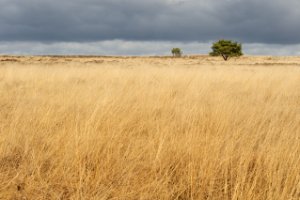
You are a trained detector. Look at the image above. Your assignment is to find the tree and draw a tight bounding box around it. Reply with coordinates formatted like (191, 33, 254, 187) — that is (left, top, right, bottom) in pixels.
(209, 40, 243, 61)
(171, 48, 182, 57)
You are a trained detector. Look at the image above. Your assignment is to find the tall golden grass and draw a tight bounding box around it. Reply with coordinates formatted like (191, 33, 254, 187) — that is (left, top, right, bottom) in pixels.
(0, 57, 300, 199)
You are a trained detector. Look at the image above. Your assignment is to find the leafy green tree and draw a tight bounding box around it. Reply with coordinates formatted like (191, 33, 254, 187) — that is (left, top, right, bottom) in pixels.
(171, 48, 182, 57)
(210, 40, 243, 61)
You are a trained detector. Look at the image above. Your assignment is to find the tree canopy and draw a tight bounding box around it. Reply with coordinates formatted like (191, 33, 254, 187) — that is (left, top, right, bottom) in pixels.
(210, 40, 243, 60)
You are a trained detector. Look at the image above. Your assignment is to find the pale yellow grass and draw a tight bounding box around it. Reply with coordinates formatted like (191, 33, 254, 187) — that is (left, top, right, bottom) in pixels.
(0, 57, 300, 199)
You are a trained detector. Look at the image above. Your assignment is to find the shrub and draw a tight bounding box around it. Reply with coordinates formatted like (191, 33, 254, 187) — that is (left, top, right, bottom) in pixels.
(171, 48, 182, 57)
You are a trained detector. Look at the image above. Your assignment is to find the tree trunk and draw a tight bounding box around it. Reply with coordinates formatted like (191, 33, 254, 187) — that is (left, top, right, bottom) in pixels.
(221, 54, 228, 61)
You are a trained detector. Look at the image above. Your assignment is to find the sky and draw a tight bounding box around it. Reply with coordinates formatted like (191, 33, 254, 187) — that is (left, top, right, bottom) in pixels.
(0, 0, 300, 55)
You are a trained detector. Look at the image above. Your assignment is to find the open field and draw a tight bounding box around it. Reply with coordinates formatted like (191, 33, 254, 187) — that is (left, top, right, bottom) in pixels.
(0, 56, 300, 199)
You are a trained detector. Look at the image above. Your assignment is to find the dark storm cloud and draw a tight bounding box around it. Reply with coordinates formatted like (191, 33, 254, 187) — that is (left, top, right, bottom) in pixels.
(0, 0, 300, 44)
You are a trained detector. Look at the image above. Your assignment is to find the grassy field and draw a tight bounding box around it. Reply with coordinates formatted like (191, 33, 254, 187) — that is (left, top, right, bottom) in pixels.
(0, 56, 299, 199)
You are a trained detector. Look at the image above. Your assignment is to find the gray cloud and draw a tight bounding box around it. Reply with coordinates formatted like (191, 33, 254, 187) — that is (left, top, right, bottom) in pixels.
(1, 0, 300, 44)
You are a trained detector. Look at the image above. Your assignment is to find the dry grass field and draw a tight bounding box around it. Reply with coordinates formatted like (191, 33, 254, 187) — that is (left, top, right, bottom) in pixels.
(0, 56, 300, 199)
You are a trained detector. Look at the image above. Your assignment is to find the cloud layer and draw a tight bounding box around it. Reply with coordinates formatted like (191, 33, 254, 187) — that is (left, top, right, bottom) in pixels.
(1, 40, 300, 56)
(1, 0, 300, 55)
(1, 0, 300, 44)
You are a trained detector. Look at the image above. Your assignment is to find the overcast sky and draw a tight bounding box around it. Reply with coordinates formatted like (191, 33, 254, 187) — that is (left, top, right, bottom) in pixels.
(1, 0, 300, 55)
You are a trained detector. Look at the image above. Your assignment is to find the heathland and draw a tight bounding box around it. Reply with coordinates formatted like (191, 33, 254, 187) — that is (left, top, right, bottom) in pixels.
(0, 55, 299, 199)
